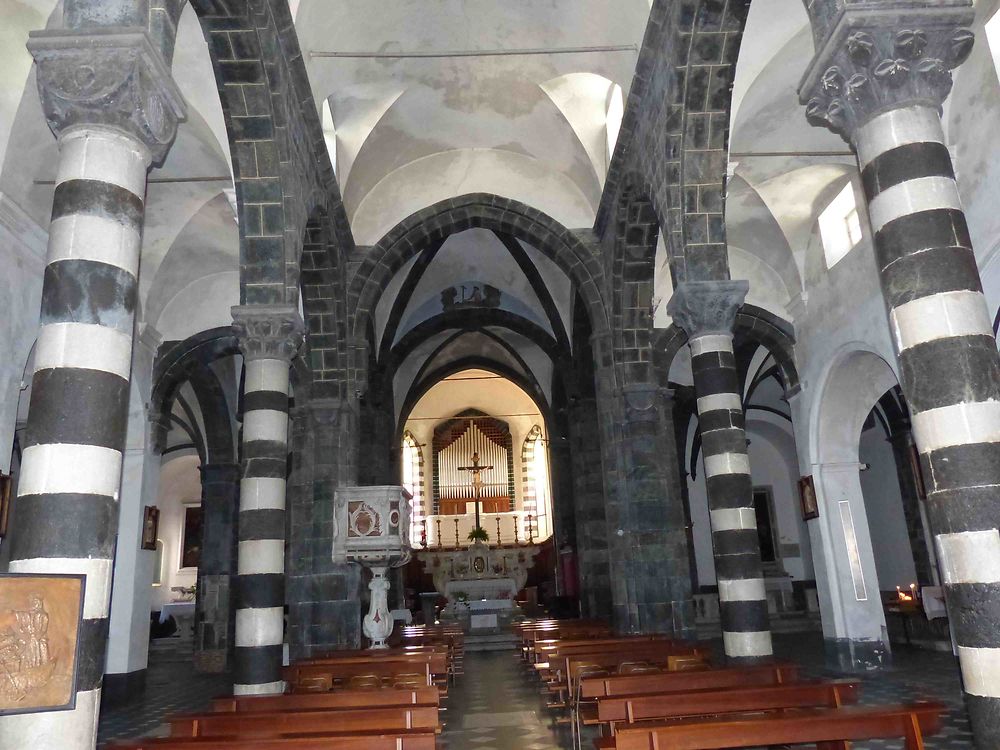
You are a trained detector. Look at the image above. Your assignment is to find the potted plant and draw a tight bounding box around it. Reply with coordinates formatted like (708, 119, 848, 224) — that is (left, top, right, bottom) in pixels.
(467, 526, 490, 543)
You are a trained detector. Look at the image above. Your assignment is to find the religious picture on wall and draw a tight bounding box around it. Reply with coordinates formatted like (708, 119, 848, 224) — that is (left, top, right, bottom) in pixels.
(179, 505, 203, 569)
(752, 487, 778, 564)
(0, 573, 84, 715)
(799, 475, 819, 520)
(907, 442, 927, 500)
(0, 473, 11, 539)
(141, 506, 159, 551)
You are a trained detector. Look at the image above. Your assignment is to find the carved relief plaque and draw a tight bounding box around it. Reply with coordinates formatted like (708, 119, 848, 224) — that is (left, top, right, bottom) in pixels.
(0, 574, 84, 715)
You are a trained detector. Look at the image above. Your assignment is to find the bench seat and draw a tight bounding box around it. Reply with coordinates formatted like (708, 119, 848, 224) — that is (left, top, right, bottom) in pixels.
(595, 702, 944, 750)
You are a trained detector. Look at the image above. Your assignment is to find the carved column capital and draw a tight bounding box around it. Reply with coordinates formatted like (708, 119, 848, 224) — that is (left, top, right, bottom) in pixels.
(28, 28, 186, 164)
(666, 280, 748, 340)
(232, 304, 305, 362)
(798, 4, 974, 142)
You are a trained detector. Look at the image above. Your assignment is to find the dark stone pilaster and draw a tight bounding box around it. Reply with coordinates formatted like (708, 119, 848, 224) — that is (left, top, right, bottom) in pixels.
(567, 397, 612, 619)
(287, 398, 362, 660)
(886, 430, 935, 585)
(194, 462, 240, 673)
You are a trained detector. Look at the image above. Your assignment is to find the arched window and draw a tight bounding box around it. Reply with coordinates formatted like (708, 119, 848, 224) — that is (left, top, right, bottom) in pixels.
(521, 425, 552, 540)
(401, 432, 425, 545)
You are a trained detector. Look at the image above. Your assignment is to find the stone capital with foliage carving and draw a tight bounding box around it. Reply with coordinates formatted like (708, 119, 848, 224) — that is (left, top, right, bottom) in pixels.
(799, 5, 974, 142)
(667, 280, 748, 340)
(28, 28, 186, 164)
(232, 305, 305, 362)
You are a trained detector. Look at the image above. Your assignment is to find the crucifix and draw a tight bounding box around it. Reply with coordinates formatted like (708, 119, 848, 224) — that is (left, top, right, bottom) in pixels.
(457, 451, 493, 533)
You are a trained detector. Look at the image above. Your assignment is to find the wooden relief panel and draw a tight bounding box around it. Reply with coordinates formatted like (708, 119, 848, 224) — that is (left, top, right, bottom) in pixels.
(0, 574, 84, 715)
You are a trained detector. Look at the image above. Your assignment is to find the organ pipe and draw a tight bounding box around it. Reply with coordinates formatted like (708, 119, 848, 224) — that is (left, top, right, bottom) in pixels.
(438, 419, 509, 502)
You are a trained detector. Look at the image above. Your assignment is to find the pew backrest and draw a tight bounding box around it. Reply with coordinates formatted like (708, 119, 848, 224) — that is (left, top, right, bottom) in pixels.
(610, 702, 944, 750)
(171, 706, 440, 738)
(211, 687, 440, 712)
(580, 662, 800, 699)
(597, 680, 860, 727)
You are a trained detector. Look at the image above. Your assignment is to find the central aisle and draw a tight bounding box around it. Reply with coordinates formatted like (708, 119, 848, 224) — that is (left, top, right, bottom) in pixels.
(441, 650, 571, 750)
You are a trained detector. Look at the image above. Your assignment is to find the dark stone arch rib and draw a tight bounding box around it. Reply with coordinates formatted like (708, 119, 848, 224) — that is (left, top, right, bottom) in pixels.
(350, 194, 609, 352)
(492, 231, 571, 353)
(397, 357, 553, 444)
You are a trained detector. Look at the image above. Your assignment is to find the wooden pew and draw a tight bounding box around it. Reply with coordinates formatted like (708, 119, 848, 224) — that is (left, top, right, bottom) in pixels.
(285, 652, 447, 691)
(562, 644, 708, 696)
(595, 701, 945, 750)
(579, 661, 799, 699)
(108, 729, 437, 750)
(210, 687, 439, 713)
(532, 635, 677, 665)
(595, 679, 860, 734)
(169, 705, 440, 739)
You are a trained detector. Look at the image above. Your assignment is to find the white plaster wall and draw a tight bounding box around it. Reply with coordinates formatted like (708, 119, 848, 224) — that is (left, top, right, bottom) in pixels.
(151, 454, 202, 610)
(106, 346, 159, 676)
(0, 194, 45, 473)
(349, 149, 597, 245)
(949, 0, 1000, 317)
(858, 428, 918, 590)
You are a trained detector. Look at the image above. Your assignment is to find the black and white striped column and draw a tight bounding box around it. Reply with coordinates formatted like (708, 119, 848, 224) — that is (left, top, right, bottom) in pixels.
(668, 280, 773, 661)
(2, 127, 150, 747)
(231, 306, 303, 695)
(856, 105, 1000, 745)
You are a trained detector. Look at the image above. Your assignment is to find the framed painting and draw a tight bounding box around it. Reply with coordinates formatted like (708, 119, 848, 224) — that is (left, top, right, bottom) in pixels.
(141, 506, 159, 551)
(0, 474, 11, 539)
(907, 442, 927, 500)
(799, 475, 819, 520)
(0, 573, 85, 715)
(179, 504, 203, 570)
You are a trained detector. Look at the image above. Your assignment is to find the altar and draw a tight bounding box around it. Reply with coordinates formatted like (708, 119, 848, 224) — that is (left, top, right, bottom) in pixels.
(417, 540, 542, 632)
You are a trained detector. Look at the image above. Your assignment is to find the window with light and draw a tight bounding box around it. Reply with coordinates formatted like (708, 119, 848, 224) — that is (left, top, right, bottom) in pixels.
(819, 181, 864, 269)
(401, 432, 424, 546)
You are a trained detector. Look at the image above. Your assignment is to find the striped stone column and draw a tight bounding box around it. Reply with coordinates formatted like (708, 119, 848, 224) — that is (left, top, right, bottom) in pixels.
(0, 31, 182, 750)
(668, 280, 773, 661)
(800, 8, 1000, 745)
(231, 305, 303, 695)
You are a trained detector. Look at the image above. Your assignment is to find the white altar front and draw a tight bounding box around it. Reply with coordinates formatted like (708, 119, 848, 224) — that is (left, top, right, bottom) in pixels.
(417, 540, 542, 631)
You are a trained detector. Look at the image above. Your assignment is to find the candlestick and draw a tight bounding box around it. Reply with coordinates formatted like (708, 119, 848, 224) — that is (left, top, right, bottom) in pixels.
(421, 518, 428, 549)
(527, 514, 534, 544)
(436, 518, 442, 548)
(454, 518, 460, 547)
(514, 518, 520, 544)
(496, 516, 502, 546)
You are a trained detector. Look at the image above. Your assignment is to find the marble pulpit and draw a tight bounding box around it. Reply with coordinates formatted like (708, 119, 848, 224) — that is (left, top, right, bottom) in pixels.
(417, 540, 541, 631)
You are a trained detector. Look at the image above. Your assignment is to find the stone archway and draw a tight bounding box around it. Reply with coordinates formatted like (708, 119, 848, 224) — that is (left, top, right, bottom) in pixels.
(808, 346, 897, 670)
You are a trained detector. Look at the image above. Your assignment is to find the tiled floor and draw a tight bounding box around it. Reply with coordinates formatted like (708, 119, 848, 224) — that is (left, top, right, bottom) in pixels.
(97, 653, 231, 747)
(97, 632, 974, 749)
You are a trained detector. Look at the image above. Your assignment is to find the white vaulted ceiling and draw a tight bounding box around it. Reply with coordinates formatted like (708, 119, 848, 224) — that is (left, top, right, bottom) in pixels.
(293, 0, 651, 244)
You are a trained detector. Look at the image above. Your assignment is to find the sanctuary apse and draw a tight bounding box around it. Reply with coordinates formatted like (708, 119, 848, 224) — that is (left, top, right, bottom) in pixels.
(1, 0, 1000, 748)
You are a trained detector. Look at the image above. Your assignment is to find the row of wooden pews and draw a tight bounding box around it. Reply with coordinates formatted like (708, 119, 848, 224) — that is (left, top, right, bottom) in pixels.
(108, 625, 462, 750)
(516, 617, 945, 750)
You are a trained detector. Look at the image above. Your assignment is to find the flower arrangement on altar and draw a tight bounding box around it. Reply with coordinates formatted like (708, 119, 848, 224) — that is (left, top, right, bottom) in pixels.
(467, 526, 489, 543)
